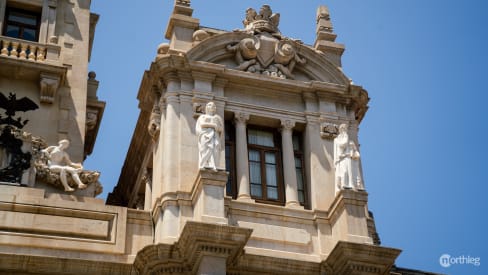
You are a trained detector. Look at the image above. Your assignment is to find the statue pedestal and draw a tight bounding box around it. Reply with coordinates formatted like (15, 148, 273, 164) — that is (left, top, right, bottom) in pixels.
(192, 168, 228, 224)
(329, 189, 372, 244)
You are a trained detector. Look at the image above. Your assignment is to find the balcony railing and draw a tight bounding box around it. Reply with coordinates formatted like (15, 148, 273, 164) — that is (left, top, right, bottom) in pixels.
(0, 36, 61, 64)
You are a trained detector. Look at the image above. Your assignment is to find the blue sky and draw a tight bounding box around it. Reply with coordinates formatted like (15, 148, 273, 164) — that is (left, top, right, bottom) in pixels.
(87, 1, 488, 274)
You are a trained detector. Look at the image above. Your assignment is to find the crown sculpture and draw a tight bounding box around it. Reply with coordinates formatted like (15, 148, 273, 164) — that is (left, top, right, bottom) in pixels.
(226, 5, 306, 80)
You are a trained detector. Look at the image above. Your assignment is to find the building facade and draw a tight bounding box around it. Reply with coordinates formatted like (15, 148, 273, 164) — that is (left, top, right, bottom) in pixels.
(0, 1, 440, 274)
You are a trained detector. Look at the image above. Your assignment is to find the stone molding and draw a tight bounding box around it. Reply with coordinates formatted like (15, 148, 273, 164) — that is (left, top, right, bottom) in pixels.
(133, 221, 252, 274)
(324, 241, 401, 275)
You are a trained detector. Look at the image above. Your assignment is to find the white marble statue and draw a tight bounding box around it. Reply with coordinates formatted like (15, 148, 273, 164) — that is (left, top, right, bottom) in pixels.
(196, 102, 223, 170)
(334, 124, 363, 192)
(42, 139, 87, 192)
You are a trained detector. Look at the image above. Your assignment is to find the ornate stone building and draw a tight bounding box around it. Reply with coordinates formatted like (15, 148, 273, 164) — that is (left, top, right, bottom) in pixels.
(0, 1, 440, 274)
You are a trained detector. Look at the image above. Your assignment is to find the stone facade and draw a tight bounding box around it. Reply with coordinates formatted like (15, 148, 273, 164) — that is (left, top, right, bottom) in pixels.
(0, 1, 441, 275)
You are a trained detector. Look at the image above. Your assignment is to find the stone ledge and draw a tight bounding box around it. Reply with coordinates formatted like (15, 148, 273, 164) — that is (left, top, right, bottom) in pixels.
(324, 241, 401, 275)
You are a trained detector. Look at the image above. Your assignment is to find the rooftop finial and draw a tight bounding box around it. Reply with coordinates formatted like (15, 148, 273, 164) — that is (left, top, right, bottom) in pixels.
(316, 6, 333, 33)
(175, 0, 190, 7)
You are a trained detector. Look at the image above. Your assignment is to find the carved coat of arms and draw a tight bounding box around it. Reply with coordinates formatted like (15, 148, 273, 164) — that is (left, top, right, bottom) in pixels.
(226, 5, 306, 79)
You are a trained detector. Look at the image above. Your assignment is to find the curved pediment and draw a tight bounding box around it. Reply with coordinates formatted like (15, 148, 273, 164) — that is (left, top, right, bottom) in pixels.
(186, 32, 350, 86)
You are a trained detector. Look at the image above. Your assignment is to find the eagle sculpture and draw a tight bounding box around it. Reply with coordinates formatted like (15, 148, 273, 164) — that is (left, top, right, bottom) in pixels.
(0, 92, 39, 128)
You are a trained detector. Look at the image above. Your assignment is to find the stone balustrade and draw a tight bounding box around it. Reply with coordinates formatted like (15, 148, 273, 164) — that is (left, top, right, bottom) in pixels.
(0, 36, 60, 63)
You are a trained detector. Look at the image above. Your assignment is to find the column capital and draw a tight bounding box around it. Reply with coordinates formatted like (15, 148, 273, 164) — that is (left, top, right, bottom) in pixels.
(280, 119, 295, 131)
(162, 71, 179, 84)
(234, 112, 250, 125)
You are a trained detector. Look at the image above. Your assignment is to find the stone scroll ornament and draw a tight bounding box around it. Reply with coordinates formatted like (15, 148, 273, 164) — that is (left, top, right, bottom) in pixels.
(34, 139, 101, 192)
(195, 102, 223, 171)
(226, 5, 306, 79)
(333, 124, 363, 192)
(0, 92, 38, 183)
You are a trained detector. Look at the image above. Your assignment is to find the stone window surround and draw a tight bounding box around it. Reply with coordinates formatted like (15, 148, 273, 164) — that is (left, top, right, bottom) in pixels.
(2, 6, 41, 41)
(228, 114, 307, 209)
(0, 0, 57, 45)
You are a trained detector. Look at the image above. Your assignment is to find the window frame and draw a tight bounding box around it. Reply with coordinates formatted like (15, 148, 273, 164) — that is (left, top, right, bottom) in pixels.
(247, 126, 285, 205)
(2, 7, 41, 42)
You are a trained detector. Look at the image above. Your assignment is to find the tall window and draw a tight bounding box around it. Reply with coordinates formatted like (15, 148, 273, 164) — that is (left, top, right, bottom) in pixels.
(293, 134, 308, 208)
(225, 121, 237, 198)
(2, 7, 41, 42)
(247, 128, 284, 204)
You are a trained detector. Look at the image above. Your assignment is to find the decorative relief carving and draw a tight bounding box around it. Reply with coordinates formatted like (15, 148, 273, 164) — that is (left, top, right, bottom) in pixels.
(280, 119, 295, 131)
(148, 103, 161, 140)
(227, 5, 306, 80)
(192, 102, 205, 118)
(192, 30, 210, 44)
(320, 122, 339, 138)
(243, 5, 280, 34)
(85, 108, 99, 131)
(40, 73, 60, 104)
(157, 43, 170, 57)
(234, 112, 250, 124)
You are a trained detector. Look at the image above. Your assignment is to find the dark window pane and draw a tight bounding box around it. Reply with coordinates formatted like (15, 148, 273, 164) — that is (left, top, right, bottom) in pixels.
(294, 156, 302, 168)
(8, 12, 37, 25)
(298, 191, 304, 204)
(251, 184, 262, 198)
(292, 135, 301, 151)
(5, 25, 20, 37)
(225, 145, 231, 195)
(248, 129, 274, 147)
(296, 168, 304, 189)
(249, 150, 261, 185)
(265, 152, 277, 187)
(267, 186, 278, 200)
(22, 28, 36, 41)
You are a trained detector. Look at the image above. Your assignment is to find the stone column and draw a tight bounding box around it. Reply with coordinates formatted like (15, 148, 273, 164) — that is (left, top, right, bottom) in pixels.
(280, 119, 300, 208)
(234, 112, 252, 201)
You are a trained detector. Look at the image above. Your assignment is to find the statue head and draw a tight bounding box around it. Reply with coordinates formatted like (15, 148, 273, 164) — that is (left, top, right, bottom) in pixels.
(58, 139, 70, 149)
(205, 102, 216, 116)
(338, 124, 348, 134)
(281, 43, 294, 56)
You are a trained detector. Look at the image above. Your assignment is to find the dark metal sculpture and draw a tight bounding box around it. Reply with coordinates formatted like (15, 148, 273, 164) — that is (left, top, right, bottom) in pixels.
(0, 92, 39, 184)
(0, 92, 39, 129)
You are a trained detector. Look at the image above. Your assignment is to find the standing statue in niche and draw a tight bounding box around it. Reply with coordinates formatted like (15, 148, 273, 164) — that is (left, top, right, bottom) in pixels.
(334, 124, 363, 192)
(42, 139, 87, 192)
(196, 102, 223, 171)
